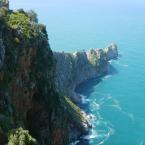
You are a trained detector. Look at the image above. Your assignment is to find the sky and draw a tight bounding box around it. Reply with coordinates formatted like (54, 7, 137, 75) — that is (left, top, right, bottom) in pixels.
(10, 0, 145, 22)
(10, 0, 145, 11)
(9, 0, 145, 51)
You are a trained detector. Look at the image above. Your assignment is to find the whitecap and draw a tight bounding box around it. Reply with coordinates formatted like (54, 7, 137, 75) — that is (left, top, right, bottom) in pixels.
(89, 114, 96, 121)
(116, 61, 129, 67)
(99, 95, 114, 106)
(100, 96, 135, 124)
(80, 94, 90, 104)
(69, 140, 80, 145)
(103, 104, 122, 111)
(97, 127, 115, 145)
(103, 75, 112, 80)
(81, 130, 98, 140)
(92, 102, 100, 110)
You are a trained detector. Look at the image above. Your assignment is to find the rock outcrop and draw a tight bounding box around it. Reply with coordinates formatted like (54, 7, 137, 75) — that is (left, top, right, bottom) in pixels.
(54, 43, 118, 102)
(0, 0, 9, 9)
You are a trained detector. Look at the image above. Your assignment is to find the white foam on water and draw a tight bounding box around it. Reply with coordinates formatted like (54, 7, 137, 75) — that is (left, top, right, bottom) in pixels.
(80, 94, 90, 104)
(81, 130, 99, 140)
(97, 127, 115, 145)
(110, 100, 135, 124)
(78, 93, 116, 145)
(98, 95, 114, 106)
(92, 102, 100, 110)
(89, 113, 96, 121)
(116, 61, 129, 67)
(103, 75, 112, 80)
(69, 140, 80, 145)
(99, 94, 135, 124)
(103, 104, 122, 111)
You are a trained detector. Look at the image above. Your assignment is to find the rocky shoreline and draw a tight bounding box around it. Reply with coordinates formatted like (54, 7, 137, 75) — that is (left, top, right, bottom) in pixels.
(54, 43, 118, 142)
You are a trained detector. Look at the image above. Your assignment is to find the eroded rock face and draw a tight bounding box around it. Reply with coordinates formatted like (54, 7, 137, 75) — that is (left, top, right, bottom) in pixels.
(54, 44, 118, 102)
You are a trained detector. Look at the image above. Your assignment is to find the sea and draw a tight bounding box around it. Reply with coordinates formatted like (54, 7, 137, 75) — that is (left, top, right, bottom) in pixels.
(11, 0, 145, 145)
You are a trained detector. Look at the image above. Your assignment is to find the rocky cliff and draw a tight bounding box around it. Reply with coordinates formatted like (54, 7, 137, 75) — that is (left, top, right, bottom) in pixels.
(54, 44, 118, 102)
(0, 6, 90, 145)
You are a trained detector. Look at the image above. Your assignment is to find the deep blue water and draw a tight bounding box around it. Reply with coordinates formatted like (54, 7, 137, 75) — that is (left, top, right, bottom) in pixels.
(11, 1, 145, 145)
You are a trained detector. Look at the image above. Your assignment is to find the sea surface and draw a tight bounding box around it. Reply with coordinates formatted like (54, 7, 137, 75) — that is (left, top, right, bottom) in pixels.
(11, 1, 145, 145)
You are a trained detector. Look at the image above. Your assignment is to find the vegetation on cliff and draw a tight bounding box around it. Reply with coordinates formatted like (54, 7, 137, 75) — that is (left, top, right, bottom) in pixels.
(7, 128, 39, 145)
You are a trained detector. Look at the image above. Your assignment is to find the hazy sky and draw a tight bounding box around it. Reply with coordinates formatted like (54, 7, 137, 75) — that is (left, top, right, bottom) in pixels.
(9, 0, 145, 20)
(9, 0, 145, 51)
(10, 0, 145, 10)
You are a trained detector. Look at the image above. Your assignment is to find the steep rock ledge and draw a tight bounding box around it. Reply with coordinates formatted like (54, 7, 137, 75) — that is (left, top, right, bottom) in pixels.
(54, 43, 118, 102)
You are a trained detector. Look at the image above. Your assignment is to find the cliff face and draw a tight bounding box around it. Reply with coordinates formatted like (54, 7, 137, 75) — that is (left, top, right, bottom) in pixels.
(0, 7, 88, 145)
(54, 44, 118, 102)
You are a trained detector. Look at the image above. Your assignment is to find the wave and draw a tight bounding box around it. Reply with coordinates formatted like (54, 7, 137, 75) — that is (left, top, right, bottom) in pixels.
(77, 93, 118, 145)
(80, 129, 99, 140)
(99, 95, 135, 124)
(103, 75, 112, 80)
(80, 94, 90, 104)
(116, 61, 129, 67)
(80, 126, 114, 145)
(69, 140, 80, 145)
(97, 127, 114, 145)
(92, 102, 100, 110)
(98, 95, 114, 106)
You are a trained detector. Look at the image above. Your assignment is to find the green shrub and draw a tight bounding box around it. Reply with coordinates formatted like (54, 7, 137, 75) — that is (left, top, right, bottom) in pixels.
(63, 96, 84, 122)
(7, 127, 39, 145)
(7, 12, 32, 38)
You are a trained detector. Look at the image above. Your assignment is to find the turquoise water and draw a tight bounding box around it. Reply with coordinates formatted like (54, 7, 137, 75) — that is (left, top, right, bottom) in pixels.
(11, 1, 145, 145)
